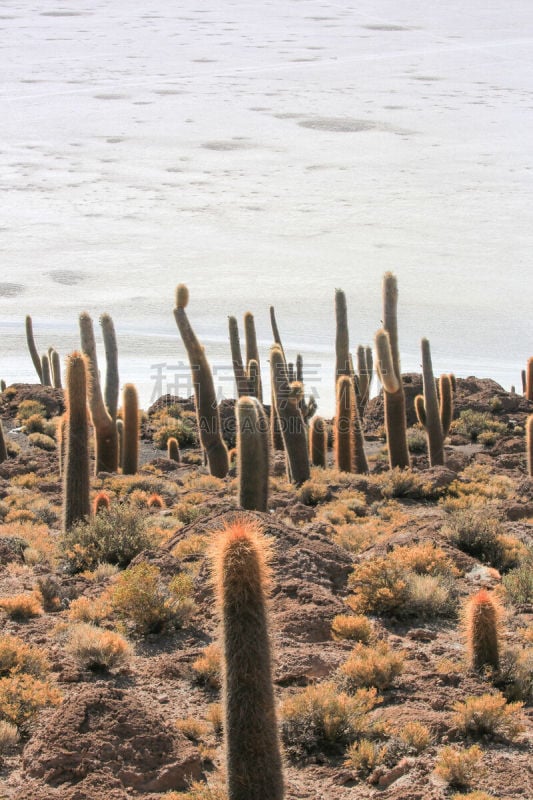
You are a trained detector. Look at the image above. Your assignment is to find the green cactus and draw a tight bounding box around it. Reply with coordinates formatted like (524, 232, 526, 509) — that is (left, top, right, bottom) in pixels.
(296, 353, 303, 384)
(335, 375, 354, 472)
(354, 344, 373, 419)
(63, 352, 90, 531)
(527, 415, 533, 478)
(309, 415, 327, 468)
(439, 373, 454, 437)
(247, 359, 261, 400)
(335, 289, 351, 379)
(269, 305, 285, 355)
(229, 316, 250, 397)
(167, 436, 181, 463)
(57, 415, 67, 477)
(50, 349, 62, 389)
(414, 338, 445, 466)
(237, 397, 269, 511)
(122, 383, 139, 475)
(465, 589, 500, 671)
(375, 272, 410, 469)
(526, 357, 533, 402)
(116, 418, 124, 469)
(244, 311, 263, 403)
(173, 284, 229, 478)
(100, 313, 119, 422)
(79, 312, 119, 474)
(0, 418, 7, 464)
(41, 354, 51, 387)
(270, 344, 310, 485)
(0, 380, 6, 393)
(212, 519, 284, 800)
(25, 315, 43, 383)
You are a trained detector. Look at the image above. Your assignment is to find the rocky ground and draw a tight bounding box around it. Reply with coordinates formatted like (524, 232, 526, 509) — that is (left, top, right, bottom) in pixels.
(0, 378, 531, 800)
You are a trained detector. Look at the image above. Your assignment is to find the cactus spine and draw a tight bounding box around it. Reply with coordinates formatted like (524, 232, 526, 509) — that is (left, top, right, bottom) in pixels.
(0, 419, 7, 464)
(244, 312, 263, 403)
(376, 272, 410, 469)
(526, 357, 533, 402)
(63, 353, 90, 531)
(167, 436, 181, 463)
(465, 589, 500, 671)
(270, 344, 310, 485)
(122, 383, 139, 475)
(228, 316, 250, 397)
(309, 415, 327, 468)
(414, 338, 445, 466)
(173, 285, 229, 478)
(237, 397, 269, 511)
(527, 415, 533, 478)
(212, 519, 284, 800)
(25, 315, 43, 383)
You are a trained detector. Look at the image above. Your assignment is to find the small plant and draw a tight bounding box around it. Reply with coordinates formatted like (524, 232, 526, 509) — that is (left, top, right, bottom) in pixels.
(207, 702, 223, 735)
(435, 745, 483, 787)
(451, 410, 506, 442)
(443, 508, 523, 571)
(0, 720, 19, 753)
(344, 738, 387, 775)
(28, 432, 56, 451)
(66, 624, 131, 671)
(376, 467, 441, 500)
(502, 557, 533, 604)
(337, 642, 403, 691)
(0, 635, 50, 678)
(148, 493, 165, 510)
(0, 593, 43, 620)
(347, 556, 409, 614)
(397, 721, 432, 753)
(0, 674, 62, 727)
(153, 416, 197, 449)
(298, 480, 330, 506)
(331, 614, 373, 643)
(407, 427, 427, 453)
(35, 576, 61, 612)
(452, 792, 499, 800)
(191, 644, 221, 689)
(67, 596, 111, 624)
(166, 782, 227, 800)
(497, 648, 533, 704)
(16, 400, 47, 422)
(453, 693, 524, 740)
(175, 716, 209, 742)
(404, 573, 457, 618)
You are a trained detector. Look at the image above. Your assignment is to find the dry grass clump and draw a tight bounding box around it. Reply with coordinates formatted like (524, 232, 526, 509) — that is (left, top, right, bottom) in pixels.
(404, 573, 457, 618)
(316, 491, 367, 526)
(1, 521, 56, 565)
(450, 410, 506, 442)
(344, 738, 387, 775)
(452, 793, 499, 800)
(152, 413, 197, 450)
(331, 614, 374, 643)
(191, 644, 221, 689)
(452, 693, 524, 740)
(435, 744, 484, 787)
(394, 541, 458, 577)
(0, 674, 62, 727)
(28, 432, 56, 451)
(172, 533, 209, 560)
(297, 480, 331, 506)
(331, 523, 373, 555)
(501, 557, 533, 604)
(375, 467, 443, 500)
(110, 562, 196, 634)
(348, 556, 409, 615)
(396, 721, 432, 753)
(0, 635, 50, 678)
(442, 507, 525, 571)
(175, 716, 210, 742)
(498, 648, 533, 704)
(337, 642, 403, 691)
(0, 719, 19, 753)
(207, 702, 223, 735)
(66, 624, 131, 671)
(68, 596, 111, 624)
(0, 593, 43, 620)
(165, 781, 226, 800)
(16, 400, 47, 422)
(442, 464, 515, 509)
(280, 682, 379, 755)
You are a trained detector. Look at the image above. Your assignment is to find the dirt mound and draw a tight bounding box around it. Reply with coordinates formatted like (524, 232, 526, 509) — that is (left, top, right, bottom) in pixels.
(22, 685, 203, 796)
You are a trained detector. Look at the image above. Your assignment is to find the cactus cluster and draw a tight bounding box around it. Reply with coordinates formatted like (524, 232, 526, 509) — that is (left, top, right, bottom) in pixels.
(270, 344, 310, 485)
(25, 316, 62, 387)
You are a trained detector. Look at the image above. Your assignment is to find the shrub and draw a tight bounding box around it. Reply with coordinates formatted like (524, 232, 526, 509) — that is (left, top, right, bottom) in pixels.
(175, 717, 209, 742)
(344, 738, 387, 775)
(331, 615, 374, 643)
(376, 467, 441, 500)
(16, 400, 47, 422)
(451, 410, 506, 442)
(0, 719, 19, 753)
(298, 480, 330, 506)
(404, 573, 457, 618)
(110, 562, 195, 634)
(347, 556, 409, 615)
(435, 745, 483, 787)
(191, 644, 221, 689)
(337, 642, 403, 691)
(28, 433, 56, 451)
(153, 417, 197, 449)
(452, 693, 524, 740)
(0, 635, 50, 677)
(497, 648, 533, 704)
(66, 624, 131, 671)
(0, 674, 61, 727)
(407, 427, 427, 453)
(172, 534, 209, 560)
(443, 508, 524, 571)
(502, 559, 533, 604)
(68, 596, 111, 624)
(60, 506, 154, 572)
(452, 793, 499, 800)
(0, 593, 42, 620)
(332, 523, 373, 555)
(207, 702, 223, 735)
(166, 782, 227, 800)
(23, 413, 46, 434)
(397, 721, 432, 753)
(394, 542, 457, 577)
(35, 576, 61, 612)
(280, 682, 379, 755)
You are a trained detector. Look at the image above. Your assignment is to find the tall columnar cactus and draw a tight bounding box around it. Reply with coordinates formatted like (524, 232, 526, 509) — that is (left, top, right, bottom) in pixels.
(57, 414, 67, 477)
(167, 436, 181, 463)
(212, 519, 284, 800)
(237, 397, 269, 512)
(116, 418, 124, 469)
(79, 312, 119, 474)
(247, 359, 261, 400)
(122, 383, 139, 475)
(25, 315, 43, 383)
(50, 349, 62, 389)
(309, 415, 327, 468)
(63, 352, 90, 532)
(335, 376, 354, 472)
(244, 312, 263, 403)
(439, 374, 454, 437)
(375, 272, 410, 469)
(296, 354, 303, 384)
(526, 357, 533, 402)
(269, 305, 284, 355)
(41, 354, 51, 387)
(100, 313, 119, 423)
(335, 289, 351, 379)
(465, 589, 500, 671)
(228, 316, 250, 397)
(270, 344, 310, 485)
(354, 345, 373, 419)
(414, 338, 446, 466)
(173, 285, 229, 478)
(0, 419, 7, 464)
(527, 415, 533, 478)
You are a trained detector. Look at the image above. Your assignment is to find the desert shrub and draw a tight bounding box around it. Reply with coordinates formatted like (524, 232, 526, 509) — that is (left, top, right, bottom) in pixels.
(68, 596, 111, 625)
(184, 474, 225, 493)
(435, 745, 483, 787)
(23, 414, 45, 434)
(173, 501, 208, 525)
(16, 400, 47, 422)
(0, 635, 49, 678)
(403, 573, 457, 618)
(407, 427, 427, 453)
(443, 465, 515, 508)
(316, 492, 367, 526)
(89, 562, 120, 581)
(280, 682, 379, 755)
(66, 624, 131, 671)
(0, 674, 61, 727)
(337, 642, 403, 691)
(397, 721, 432, 753)
(60, 506, 154, 572)
(451, 410, 506, 442)
(442, 508, 524, 571)
(497, 648, 533, 704)
(477, 431, 499, 447)
(0, 719, 19, 753)
(172, 533, 209, 560)
(153, 416, 197, 449)
(27, 433, 56, 451)
(298, 480, 330, 506)
(502, 558, 533, 605)
(376, 467, 442, 500)
(35, 576, 61, 612)
(110, 562, 195, 634)
(207, 702, 223, 735)
(0, 593, 42, 620)
(331, 615, 374, 644)
(452, 693, 524, 740)
(332, 523, 373, 555)
(191, 644, 221, 689)
(175, 717, 209, 742)
(166, 782, 227, 800)
(394, 541, 457, 577)
(344, 738, 387, 775)
(347, 556, 409, 615)
(1, 521, 56, 565)
(452, 793, 499, 800)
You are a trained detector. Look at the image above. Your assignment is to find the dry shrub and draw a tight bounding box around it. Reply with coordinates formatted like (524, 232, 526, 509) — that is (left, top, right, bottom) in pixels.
(435, 745, 484, 787)
(376, 467, 443, 500)
(498, 648, 533, 704)
(207, 702, 223, 735)
(16, 400, 47, 422)
(165, 782, 227, 800)
(1, 521, 56, 565)
(298, 480, 331, 506)
(0, 593, 43, 620)
(0, 635, 50, 678)
(175, 717, 209, 742)
(316, 491, 367, 526)
(192, 644, 221, 689)
(172, 533, 209, 559)
(404, 573, 457, 618)
(332, 523, 373, 555)
(347, 556, 409, 614)
(66, 624, 131, 671)
(344, 738, 387, 775)
(452, 792, 499, 800)
(394, 541, 458, 577)
(397, 721, 432, 752)
(441, 507, 524, 571)
(0, 674, 62, 727)
(331, 614, 374, 643)
(452, 693, 524, 740)
(0, 719, 19, 753)
(502, 557, 533, 605)
(337, 642, 403, 691)
(68, 596, 111, 624)
(28, 433, 55, 451)
(35, 576, 61, 612)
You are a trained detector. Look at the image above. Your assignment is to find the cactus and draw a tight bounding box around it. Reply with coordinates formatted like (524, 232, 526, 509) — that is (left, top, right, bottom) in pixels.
(228, 316, 250, 397)
(93, 491, 110, 515)
(212, 519, 284, 800)
(309, 415, 327, 468)
(122, 383, 139, 475)
(439, 374, 454, 437)
(0, 419, 7, 464)
(296, 353, 303, 384)
(57, 414, 67, 477)
(116, 418, 124, 469)
(414, 338, 445, 466)
(335, 289, 351, 379)
(354, 345, 373, 419)
(335, 376, 354, 472)
(79, 312, 119, 474)
(50, 349, 62, 389)
(522, 369, 526, 395)
(100, 314, 119, 422)
(167, 436, 181, 463)
(41, 354, 51, 387)
(270, 345, 310, 485)
(526, 357, 533, 402)
(63, 352, 90, 532)
(375, 273, 410, 469)
(237, 397, 270, 512)
(148, 493, 165, 510)
(244, 312, 263, 403)
(527, 415, 533, 478)
(25, 315, 43, 383)
(465, 589, 500, 671)
(0, 380, 5, 392)
(269, 305, 284, 355)
(173, 285, 229, 478)
(247, 359, 261, 399)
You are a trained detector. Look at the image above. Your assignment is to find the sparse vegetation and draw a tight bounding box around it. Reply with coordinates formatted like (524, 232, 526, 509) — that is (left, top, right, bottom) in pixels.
(453, 693, 524, 740)
(66, 624, 131, 671)
(337, 641, 404, 691)
(435, 744, 484, 787)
